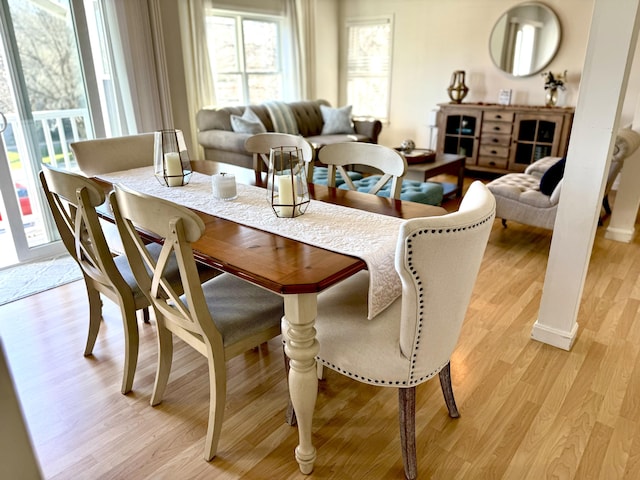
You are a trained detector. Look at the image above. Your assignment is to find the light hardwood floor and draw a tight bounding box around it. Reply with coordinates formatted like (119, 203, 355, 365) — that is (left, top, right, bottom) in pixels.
(2, 184, 640, 479)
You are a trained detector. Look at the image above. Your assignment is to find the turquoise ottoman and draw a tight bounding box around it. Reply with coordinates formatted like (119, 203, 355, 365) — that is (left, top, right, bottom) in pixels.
(312, 166, 363, 187)
(339, 175, 444, 206)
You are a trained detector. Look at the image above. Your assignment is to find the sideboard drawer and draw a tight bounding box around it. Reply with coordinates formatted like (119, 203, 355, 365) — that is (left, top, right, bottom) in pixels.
(478, 155, 508, 169)
(482, 122, 513, 135)
(479, 145, 509, 158)
(481, 134, 511, 147)
(483, 111, 515, 123)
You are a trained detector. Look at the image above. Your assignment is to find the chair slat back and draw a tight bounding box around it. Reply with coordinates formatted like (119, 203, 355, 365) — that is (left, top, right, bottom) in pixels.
(109, 185, 221, 344)
(71, 133, 155, 177)
(40, 165, 125, 291)
(396, 181, 495, 377)
(318, 142, 407, 199)
(245, 133, 314, 180)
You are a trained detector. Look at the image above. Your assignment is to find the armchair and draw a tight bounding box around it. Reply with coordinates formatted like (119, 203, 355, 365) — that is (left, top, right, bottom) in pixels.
(487, 127, 640, 230)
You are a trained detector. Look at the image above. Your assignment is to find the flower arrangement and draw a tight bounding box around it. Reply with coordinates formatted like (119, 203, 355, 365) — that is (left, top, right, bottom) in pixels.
(542, 70, 567, 90)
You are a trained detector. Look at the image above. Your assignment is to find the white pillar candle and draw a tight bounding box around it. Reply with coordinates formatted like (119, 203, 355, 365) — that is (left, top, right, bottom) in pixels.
(164, 152, 183, 187)
(277, 174, 295, 217)
(212, 173, 237, 200)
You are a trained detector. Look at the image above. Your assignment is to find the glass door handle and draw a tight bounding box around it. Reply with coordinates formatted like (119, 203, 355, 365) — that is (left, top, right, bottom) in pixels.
(0, 112, 6, 133)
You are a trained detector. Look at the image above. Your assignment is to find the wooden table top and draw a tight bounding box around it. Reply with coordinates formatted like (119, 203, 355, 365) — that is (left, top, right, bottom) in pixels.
(98, 161, 447, 295)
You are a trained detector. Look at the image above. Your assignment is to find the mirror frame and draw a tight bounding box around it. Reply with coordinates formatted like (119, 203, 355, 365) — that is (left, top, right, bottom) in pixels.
(489, 2, 561, 77)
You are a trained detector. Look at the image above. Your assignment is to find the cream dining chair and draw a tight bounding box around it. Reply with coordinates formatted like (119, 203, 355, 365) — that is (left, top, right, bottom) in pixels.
(291, 181, 495, 479)
(244, 132, 315, 180)
(39, 165, 200, 394)
(70, 133, 155, 176)
(318, 141, 407, 197)
(109, 184, 285, 461)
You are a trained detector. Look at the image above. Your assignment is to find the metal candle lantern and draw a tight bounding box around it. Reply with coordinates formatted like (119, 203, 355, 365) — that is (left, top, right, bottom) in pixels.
(266, 146, 310, 218)
(154, 129, 192, 187)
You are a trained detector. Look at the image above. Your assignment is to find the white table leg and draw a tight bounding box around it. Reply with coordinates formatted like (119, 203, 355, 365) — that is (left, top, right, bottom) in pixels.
(283, 293, 318, 474)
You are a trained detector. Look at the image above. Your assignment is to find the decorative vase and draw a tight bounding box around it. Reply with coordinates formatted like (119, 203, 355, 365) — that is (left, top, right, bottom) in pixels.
(545, 87, 559, 107)
(447, 70, 469, 103)
(154, 129, 192, 187)
(266, 146, 310, 218)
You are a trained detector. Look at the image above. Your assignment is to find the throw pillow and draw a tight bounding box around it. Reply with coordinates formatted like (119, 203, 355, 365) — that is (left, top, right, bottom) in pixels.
(230, 107, 267, 134)
(320, 105, 355, 135)
(539, 158, 566, 195)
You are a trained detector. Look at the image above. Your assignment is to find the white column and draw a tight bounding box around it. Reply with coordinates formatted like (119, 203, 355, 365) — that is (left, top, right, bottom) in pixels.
(605, 96, 640, 242)
(531, 0, 640, 350)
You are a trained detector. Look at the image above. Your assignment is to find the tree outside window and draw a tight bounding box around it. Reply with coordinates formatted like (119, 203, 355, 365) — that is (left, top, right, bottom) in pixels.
(206, 12, 283, 106)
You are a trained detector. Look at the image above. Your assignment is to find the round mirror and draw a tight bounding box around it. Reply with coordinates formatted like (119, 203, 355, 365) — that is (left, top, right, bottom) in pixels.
(489, 2, 561, 77)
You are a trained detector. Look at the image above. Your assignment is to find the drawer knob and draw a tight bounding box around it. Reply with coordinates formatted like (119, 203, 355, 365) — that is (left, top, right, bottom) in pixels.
(494, 126, 500, 131)
(496, 115, 502, 119)
(489, 161, 496, 166)
(492, 138, 499, 143)
(491, 150, 497, 154)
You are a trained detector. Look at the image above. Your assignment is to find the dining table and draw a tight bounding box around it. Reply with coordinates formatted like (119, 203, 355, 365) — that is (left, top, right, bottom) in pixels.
(94, 160, 447, 474)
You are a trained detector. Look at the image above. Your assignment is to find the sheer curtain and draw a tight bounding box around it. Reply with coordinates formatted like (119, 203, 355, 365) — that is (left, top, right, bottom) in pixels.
(101, 0, 164, 134)
(178, 0, 216, 158)
(285, 0, 315, 101)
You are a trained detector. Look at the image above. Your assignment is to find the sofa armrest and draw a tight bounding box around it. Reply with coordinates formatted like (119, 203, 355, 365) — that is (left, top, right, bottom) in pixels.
(353, 118, 382, 144)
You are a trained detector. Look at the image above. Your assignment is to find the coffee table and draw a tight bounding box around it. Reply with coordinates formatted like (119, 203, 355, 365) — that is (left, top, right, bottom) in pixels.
(404, 153, 466, 198)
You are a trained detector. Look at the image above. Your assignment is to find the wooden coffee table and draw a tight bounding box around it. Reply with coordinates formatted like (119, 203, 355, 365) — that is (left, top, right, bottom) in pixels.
(404, 153, 466, 198)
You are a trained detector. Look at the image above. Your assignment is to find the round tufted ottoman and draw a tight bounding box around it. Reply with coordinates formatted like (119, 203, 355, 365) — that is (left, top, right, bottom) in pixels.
(339, 175, 444, 206)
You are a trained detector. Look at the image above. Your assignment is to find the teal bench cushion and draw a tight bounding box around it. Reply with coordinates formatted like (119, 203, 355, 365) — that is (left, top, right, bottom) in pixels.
(312, 166, 364, 187)
(339, 175, 444, 206)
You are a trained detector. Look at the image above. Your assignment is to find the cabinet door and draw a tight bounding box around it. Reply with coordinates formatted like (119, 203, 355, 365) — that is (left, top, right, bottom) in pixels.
(509, 114, 564, 172)
(437, 109, 481, 165)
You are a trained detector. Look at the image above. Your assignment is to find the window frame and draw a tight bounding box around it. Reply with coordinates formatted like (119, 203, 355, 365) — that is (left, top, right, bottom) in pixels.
(206, 9, 286, 106)
(345, 15, 394, 123)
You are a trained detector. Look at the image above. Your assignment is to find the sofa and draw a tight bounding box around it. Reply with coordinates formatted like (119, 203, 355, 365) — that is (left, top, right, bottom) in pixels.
(196, 99, 382, 169)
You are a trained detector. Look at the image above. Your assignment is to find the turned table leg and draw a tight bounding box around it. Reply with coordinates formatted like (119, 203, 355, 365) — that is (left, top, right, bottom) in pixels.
(283, 293, 319, 474)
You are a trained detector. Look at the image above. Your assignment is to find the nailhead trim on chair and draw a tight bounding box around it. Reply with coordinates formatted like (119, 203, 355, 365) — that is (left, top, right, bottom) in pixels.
(317, 213, 494, 387)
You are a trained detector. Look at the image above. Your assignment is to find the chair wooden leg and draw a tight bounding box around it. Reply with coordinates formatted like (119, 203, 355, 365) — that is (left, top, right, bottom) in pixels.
(142, 307, 150, 324)
(283, 345, 297, 426)
(399, 387, 417, 480)
(119, 301, 140, 395)
(150, 316, 173, 406)
(84, 284, 102, 356)
(438, 362, 460, 418)
(603, 194, 612, 215)
(204, 350, 226, 461)
(501, 218, 507, 228)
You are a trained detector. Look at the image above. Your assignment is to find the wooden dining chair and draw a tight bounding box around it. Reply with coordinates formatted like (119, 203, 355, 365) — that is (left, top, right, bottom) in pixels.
(295, 181, 495, 479)
(244, 132, 315, 180)
(318, 141, 407, 198)
(39, 165, 214, 395)
(108, 184, 285, 461)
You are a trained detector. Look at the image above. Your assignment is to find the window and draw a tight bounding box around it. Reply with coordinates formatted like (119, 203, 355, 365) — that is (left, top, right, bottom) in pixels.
(205, 11, 284, 106)
(346, 17, 393, 122)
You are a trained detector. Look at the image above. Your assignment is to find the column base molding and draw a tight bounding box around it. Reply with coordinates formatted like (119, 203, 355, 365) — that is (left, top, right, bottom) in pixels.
(530, 320, 579, 351)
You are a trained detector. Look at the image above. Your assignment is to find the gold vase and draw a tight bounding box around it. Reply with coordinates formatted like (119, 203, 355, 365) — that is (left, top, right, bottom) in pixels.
(447, 70, 469, 103)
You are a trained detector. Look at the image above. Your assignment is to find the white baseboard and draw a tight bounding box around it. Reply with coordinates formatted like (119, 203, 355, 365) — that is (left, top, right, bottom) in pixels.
(530, 320, 579, 351)
(605, 225, 635, 243)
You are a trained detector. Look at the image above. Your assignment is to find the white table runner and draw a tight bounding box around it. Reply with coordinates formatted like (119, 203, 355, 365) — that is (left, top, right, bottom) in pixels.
(99, 167, 404, 318)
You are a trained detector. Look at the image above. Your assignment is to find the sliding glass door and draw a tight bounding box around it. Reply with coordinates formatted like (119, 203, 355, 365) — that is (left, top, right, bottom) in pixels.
(0, 0, 100, 267)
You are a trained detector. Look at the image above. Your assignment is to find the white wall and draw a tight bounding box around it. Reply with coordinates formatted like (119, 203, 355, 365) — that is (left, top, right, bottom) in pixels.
(335, 0, 640, 148)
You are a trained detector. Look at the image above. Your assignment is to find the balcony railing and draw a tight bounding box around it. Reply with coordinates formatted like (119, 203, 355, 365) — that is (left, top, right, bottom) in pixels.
(5, 108, 92, 171)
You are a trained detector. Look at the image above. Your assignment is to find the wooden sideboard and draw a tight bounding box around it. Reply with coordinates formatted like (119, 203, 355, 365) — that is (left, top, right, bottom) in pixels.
(436, 103, 574, 174)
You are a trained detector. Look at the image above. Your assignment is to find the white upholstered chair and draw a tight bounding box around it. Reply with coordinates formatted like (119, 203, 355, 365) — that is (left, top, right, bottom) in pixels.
(70, 133, 155, 176)
(244, 132, 314, 180)
(109, 184, 285, 461)
(39, 165, 194, 394)
(318, 142, 407, 198)
(291, 181, 495, 479)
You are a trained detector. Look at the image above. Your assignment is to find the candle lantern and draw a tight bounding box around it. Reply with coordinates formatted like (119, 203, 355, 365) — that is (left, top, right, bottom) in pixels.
(266, 146, 309, 218)
(154, 129, 192, 187)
